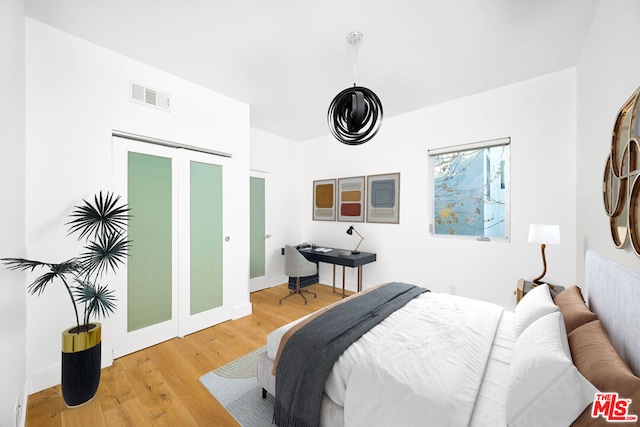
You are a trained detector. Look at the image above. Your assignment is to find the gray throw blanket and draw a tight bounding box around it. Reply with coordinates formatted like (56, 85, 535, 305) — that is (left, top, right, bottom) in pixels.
(273, 282, 429, 427)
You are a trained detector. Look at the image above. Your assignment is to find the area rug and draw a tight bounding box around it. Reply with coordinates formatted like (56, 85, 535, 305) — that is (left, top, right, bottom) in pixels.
(199, 346, 274, 426)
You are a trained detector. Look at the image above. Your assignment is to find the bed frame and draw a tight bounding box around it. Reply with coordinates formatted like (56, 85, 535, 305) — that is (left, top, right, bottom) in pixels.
(258, 250, 640, 424)
(583, 250, 640, 376)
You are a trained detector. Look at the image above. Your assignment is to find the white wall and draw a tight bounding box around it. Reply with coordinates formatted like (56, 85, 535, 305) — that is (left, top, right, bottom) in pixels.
(250, 129, 305, 288)
(0, 1, 27, 425)
(576, 0, 640, 280)
(25, 19, 251, 394)
(297, 69, 577, 309)
(250, 2, 640, 309)
(15, 0, 640, 407)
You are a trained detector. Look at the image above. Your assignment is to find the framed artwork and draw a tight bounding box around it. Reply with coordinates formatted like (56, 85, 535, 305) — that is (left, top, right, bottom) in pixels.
(367, 173, 400, 224)
(313, 179, 336, 221)
(337, 176, 366, 222)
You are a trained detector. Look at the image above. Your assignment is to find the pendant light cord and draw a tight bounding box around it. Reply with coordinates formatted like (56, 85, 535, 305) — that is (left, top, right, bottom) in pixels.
(353, 42, 358, 87)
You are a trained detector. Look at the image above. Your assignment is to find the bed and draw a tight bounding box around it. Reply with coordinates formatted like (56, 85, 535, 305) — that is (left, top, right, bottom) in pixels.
(257, 250, 640, 426)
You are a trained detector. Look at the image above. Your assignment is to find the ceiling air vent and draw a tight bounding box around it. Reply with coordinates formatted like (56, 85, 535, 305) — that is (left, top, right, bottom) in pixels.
(130, 82, 171, 112)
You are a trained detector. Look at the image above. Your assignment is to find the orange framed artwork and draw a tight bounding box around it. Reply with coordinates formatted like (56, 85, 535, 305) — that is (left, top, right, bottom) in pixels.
(313, 179, 336, 221)
(337, 176, 365, 222)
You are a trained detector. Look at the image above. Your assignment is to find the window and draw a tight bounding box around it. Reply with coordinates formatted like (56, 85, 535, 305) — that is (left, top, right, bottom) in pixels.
(428, 137, 510, 241)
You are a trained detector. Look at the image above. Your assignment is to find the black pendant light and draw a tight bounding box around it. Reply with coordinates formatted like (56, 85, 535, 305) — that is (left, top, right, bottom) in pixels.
(328, 32, 383, 145)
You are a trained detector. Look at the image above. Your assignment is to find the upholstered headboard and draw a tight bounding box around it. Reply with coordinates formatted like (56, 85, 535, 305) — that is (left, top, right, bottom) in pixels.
(584, 250, 640, 376)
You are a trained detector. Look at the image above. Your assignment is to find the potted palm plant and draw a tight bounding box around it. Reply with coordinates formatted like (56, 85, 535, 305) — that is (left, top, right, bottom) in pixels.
(3, 191, 129, 407)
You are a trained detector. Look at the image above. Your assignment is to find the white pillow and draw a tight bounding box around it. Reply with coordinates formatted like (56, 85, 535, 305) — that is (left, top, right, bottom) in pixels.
(506, 311, 598, 427)
(514, 283, 559, 337)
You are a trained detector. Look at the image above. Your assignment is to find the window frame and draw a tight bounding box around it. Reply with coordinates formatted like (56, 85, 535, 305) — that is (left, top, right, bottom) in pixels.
(428, 137, 511, 242)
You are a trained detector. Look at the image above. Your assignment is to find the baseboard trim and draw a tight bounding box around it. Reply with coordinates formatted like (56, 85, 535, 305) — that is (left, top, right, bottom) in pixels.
(27, 345, 115, 396)
(232, 302, 252, 319)
(16, 377, 29, 427)
(28, 365, 59, 395)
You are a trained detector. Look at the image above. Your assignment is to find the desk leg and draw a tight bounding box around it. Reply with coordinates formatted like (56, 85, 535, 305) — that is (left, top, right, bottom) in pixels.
(342, 266, 346, 298)
(332, 265, 336, 294)
(357, 266, 362, 292)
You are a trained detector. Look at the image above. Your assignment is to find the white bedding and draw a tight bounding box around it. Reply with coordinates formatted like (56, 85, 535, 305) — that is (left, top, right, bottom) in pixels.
(267, 292, 515, 426)
(470, 310, 515, 426)
(263, 253, 640, 427)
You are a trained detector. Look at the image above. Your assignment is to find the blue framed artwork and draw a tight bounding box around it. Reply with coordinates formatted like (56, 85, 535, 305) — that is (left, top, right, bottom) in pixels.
(367, 172, 400, 224)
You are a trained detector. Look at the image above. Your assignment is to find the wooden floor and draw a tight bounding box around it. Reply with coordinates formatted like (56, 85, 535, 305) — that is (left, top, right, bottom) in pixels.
(26, 283, 348, 427)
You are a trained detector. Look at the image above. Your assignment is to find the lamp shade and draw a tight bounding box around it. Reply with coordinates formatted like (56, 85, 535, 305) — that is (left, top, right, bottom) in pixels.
(346, 225, 364, 253)
(528, 224, 561, 245)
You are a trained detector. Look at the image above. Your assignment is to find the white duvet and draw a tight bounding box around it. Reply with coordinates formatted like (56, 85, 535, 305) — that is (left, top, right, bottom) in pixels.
(342, 293, 503, 426)
(268, 292, 504, 427)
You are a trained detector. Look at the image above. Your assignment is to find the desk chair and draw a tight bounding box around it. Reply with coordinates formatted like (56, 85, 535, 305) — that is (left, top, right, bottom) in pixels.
(280, 245, 318, 305)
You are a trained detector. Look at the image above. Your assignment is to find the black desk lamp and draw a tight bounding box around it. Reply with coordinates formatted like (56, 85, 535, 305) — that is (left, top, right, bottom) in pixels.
(346, 225, 364, 254)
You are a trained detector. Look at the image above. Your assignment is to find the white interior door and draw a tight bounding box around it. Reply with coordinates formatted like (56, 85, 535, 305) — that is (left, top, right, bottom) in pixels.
(112, 136, 232, 357)
(250, 170, 269, 292)
(112, 137, 177, 357)
(177, 148, 232, 336)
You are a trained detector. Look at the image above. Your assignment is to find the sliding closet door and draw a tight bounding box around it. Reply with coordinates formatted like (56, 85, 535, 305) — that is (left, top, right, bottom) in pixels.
(112, 136, 231, 357)
(112, 137, 179, 356)
(177, 149, 232, 336)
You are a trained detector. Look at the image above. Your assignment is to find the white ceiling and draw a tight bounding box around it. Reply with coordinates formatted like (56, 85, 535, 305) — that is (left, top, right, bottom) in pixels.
(25, 0, 599, 142)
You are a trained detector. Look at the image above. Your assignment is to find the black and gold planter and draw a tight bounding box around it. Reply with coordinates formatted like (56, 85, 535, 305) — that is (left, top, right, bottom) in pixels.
(61, 322, 102, 407)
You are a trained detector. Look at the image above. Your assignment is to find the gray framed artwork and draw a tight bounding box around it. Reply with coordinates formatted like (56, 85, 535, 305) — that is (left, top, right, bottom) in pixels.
(367, 173, 400, 224)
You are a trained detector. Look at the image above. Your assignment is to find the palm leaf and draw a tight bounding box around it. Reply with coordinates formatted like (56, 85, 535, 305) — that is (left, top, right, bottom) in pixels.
(2, 258, 48, 272)
(67, 191, 130, 241)
(74, 280, 117, 321)
(77, 233, 130, 277)
(1, 258, 81, 295)
(4, 191, 129, 329)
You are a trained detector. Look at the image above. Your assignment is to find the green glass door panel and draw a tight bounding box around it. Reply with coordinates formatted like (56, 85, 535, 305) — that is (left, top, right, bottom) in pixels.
(127, 152, 172, 332)
(250, 177, 266, 279)
(190, 161, 223, 315)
